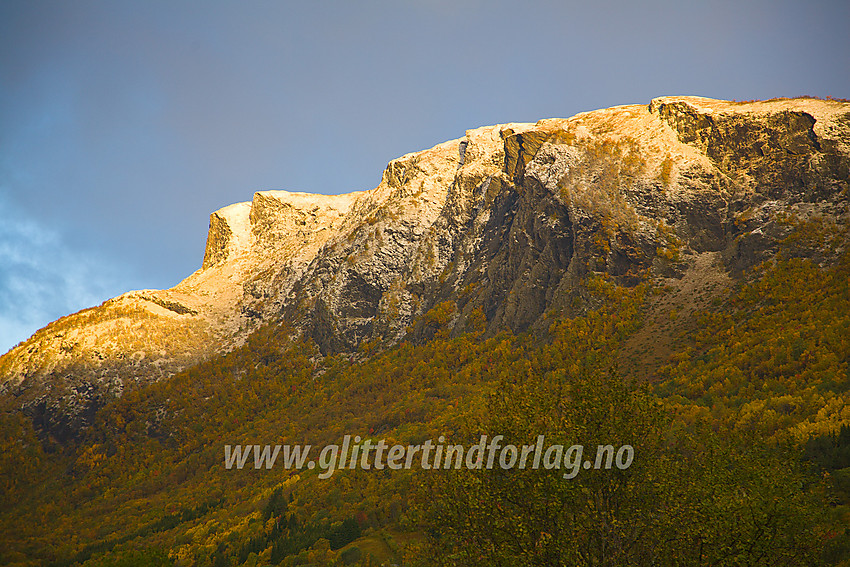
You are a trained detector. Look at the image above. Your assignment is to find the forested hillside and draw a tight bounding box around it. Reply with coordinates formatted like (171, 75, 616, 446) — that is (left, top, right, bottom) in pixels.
(2, 96, 850, 566)
(1, 216, 849, 566)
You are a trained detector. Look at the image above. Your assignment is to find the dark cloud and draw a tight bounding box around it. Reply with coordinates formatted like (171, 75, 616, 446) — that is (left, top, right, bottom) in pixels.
(1, 0, 848, 352)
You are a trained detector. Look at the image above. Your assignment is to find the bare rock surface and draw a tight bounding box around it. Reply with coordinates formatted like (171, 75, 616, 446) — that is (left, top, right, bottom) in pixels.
(2, 96, 848, 441)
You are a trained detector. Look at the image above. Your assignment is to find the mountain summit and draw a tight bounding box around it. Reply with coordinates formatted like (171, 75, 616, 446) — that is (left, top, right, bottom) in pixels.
(2, 96, 848, 441)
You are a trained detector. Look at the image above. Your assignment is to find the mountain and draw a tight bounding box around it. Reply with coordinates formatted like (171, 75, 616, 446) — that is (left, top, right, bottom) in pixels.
(1, 95, 848, 446)
(1, 95, 850, 566)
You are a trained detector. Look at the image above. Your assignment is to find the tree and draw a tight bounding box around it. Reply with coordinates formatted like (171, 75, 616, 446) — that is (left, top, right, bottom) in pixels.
(418, 370, 828, 566)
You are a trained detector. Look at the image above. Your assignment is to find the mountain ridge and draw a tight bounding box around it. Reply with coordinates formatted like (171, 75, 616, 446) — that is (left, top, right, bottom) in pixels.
(2, 95, 848, 442)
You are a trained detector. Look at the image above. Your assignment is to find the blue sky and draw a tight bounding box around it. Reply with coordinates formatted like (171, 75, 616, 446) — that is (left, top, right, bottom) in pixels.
(1, 0, 848, 353)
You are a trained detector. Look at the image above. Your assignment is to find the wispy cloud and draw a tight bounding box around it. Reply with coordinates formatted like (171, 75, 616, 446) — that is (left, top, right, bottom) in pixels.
(0, 195, 125, 353)
(0, 0, 848, 356)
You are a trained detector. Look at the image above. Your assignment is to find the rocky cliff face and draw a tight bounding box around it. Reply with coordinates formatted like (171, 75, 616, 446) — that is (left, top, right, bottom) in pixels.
(2, 96, 848, 441)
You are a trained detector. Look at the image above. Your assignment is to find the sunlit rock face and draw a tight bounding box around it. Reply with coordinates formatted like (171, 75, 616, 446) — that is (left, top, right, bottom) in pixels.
(2, 96, 848, 441)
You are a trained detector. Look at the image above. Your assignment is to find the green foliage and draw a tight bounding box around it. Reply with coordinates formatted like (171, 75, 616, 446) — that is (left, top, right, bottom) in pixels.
(262, 488, 289, 522)
(338, 546, 362, 565)
(805, 425, 850, 472)
(1, 221, 848, 565)
(420, 300, 457, 339)
(418, 297, 827, 566)
(657, 238, 850, 443)
(0, 412, 45, 505)
(80, 548, 172, 567)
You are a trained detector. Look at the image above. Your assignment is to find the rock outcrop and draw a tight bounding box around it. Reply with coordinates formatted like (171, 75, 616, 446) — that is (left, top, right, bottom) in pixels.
(2, 96, 848, 441)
